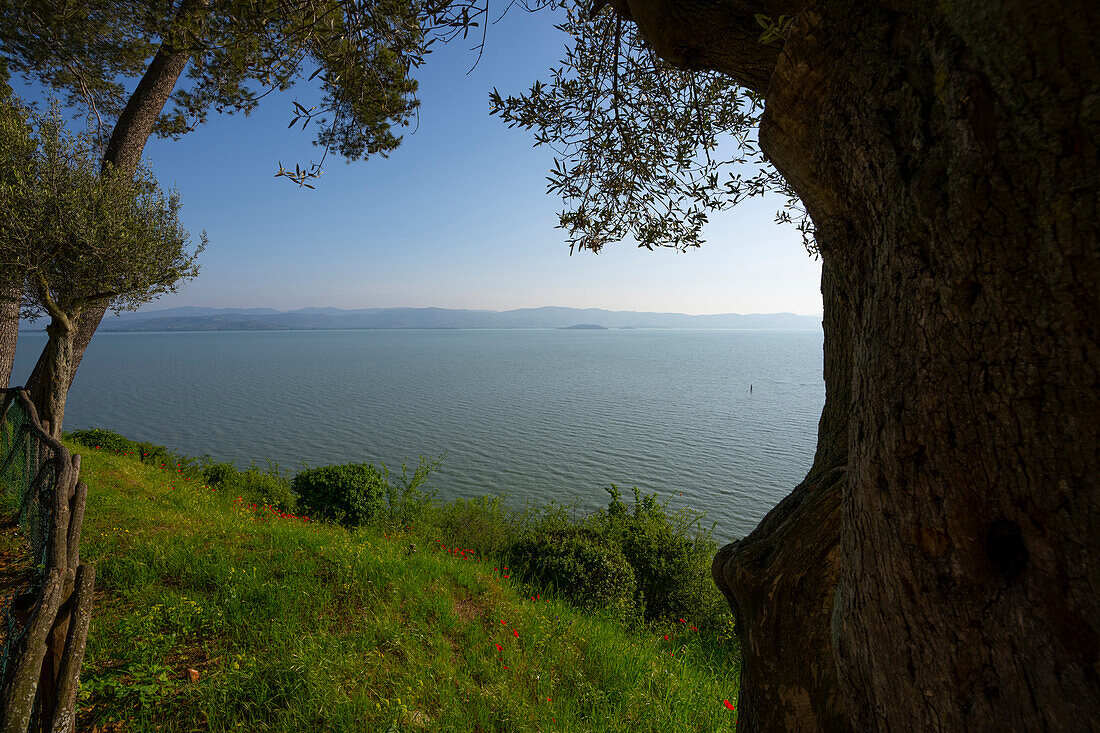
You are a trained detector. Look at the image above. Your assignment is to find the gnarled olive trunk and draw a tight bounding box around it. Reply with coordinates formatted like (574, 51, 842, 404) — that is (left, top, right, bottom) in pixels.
(774, 4, 1100, 728)
(30, 316, 76, 439)
(621, 0, 1099, 728)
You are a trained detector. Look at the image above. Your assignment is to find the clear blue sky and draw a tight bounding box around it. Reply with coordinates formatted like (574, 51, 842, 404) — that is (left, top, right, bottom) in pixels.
(51, 10, 823, 316)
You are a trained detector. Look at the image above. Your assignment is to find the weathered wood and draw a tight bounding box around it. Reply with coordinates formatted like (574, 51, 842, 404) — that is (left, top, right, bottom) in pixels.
(48, 564, 94, 733)
(1, 388, 92, 733)
(65, 480, 86, 575)
(0, 570, 64, 733)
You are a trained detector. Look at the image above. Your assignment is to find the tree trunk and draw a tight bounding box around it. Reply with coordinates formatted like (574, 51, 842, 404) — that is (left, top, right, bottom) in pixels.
(619, 0, 1100, 728)
(30, 316, 76, 440)
(778, 4, 1100, 728)
(24, 2, 200, 399)
(712, 254, 851, 731)
(0, 281, 20, 390)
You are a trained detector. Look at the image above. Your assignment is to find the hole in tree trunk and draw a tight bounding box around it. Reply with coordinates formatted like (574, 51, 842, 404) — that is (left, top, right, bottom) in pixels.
(985, 518, 1027, 581)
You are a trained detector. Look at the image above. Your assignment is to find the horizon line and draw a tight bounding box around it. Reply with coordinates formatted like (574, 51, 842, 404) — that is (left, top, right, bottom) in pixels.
(129, 304, 825, 318)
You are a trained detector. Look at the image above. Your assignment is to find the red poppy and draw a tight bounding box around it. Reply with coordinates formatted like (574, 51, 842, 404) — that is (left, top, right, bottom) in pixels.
(513, 629, 519, 638)
(723, 700, 736, 712)
(663, 635, 669, 640)
(679, 618, 685, 624)
(501, 620, 506, 625)
(496, 643, 503, 652)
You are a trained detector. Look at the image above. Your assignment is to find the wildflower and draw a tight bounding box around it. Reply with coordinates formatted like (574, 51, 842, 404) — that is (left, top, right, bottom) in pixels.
(496, 643, 503, 652)
(513, 629, 519, 638)
(691, 626, 697, 632)
(501, 620, 506, 625)
(664, 635, 669, 640)
(503, 575, 509, 579)
(679, 618, 685, 624)
(724, 700, 736, 712)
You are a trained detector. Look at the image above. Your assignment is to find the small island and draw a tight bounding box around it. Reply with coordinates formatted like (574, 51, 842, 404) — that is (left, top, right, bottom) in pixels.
(559, 323, 608, 330)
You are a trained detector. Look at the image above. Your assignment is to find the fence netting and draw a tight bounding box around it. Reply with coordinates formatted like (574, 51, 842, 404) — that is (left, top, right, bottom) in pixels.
(0, 392, 61, 688)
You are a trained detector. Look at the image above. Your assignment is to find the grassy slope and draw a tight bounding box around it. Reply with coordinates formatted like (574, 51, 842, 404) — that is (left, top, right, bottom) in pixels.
(71, 446, 740, 732)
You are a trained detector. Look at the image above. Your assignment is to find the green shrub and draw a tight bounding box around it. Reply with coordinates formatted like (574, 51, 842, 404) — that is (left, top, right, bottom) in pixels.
(292, 463, 387, 527)
(589, 486, 725, 627)
(203, 461, 296, 512)
(378, 455, 443, 527)
(507, 529, 638, 617)
(67, 428, 202, 477)
(67, 428, 138, 455)
(433, 493, 574, 559)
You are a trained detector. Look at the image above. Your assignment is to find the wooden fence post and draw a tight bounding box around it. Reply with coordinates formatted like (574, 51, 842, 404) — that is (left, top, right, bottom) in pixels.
(0, 390, 94, 733)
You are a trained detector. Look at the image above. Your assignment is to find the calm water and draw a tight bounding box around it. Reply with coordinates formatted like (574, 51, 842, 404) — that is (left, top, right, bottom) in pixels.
(12, 329, 823, 540)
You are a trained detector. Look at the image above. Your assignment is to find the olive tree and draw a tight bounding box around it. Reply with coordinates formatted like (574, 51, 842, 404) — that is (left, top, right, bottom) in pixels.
(0, 103, 203, 436)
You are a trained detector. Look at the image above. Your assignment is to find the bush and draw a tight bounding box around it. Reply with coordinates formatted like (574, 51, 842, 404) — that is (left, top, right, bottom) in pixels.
(378, 455, 443, 527)
(507, 529, 638, 617)
(67, 428, 137, 455)
(67, 428, 202, 476)
(292, 463, 387, 527)
(589, 486, 725, 627)
(203, 461, 296, 512)
(433, 493, 574, 559)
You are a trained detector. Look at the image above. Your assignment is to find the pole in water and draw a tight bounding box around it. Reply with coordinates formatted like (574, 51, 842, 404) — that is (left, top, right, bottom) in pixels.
(750, 384, 753, 393)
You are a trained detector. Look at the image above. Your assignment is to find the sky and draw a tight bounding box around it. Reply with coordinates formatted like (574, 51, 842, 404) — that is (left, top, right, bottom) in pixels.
(30, 9, 823, 317)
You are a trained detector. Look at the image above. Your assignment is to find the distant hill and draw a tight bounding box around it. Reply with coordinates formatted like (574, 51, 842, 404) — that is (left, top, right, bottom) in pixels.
(97, 306, 822, 332)
(112, 316, 293, 332)
(560, 324, 609, 330)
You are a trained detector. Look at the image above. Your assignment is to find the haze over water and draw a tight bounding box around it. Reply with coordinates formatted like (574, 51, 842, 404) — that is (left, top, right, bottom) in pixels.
(13, 328, 823, 540)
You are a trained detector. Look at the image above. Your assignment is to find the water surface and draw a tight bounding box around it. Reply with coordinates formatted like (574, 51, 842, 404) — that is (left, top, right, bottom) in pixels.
(13, 328, 823, 540)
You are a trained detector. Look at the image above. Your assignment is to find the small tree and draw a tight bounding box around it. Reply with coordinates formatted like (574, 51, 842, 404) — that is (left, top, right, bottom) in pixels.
(0, 103, 203, 436)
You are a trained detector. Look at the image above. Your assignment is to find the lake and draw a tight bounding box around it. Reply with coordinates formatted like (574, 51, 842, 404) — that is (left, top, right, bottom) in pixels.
(12, 328, 823, 541)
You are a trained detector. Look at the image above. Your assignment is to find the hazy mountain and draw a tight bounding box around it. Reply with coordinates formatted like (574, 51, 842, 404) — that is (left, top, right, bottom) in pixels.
(98, 306, 822, 332)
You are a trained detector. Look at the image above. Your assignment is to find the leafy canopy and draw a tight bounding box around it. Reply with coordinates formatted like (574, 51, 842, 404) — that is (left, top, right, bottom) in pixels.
(2, 0, 809, 251)
(0, 96, 204, 321)
(491, 3, 808, 254)
(0, 0, 473, 178)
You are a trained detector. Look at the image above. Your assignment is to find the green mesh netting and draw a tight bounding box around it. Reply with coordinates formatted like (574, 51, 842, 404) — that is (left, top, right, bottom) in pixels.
(0, 391, 61, 686)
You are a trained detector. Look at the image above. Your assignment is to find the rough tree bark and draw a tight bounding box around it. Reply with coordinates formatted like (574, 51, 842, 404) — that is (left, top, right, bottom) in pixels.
(617, 0, 1100, 728)
(0, 281, 20, 389)
(29, 315, 76, 439)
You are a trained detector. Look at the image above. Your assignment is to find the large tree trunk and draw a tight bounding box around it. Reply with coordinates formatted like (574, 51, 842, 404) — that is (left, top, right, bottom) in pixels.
(781, 4, 1100, 728)
(620, 0, 1100, 728)
(0, 281, 21, 389)
(712, 253, 851, 730)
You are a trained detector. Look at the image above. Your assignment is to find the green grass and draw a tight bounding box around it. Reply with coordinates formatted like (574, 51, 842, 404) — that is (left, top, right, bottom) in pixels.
(66, 445, 740, 731)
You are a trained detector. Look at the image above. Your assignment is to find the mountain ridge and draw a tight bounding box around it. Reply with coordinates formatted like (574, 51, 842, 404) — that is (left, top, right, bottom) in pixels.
(96, 306, 822, 332)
